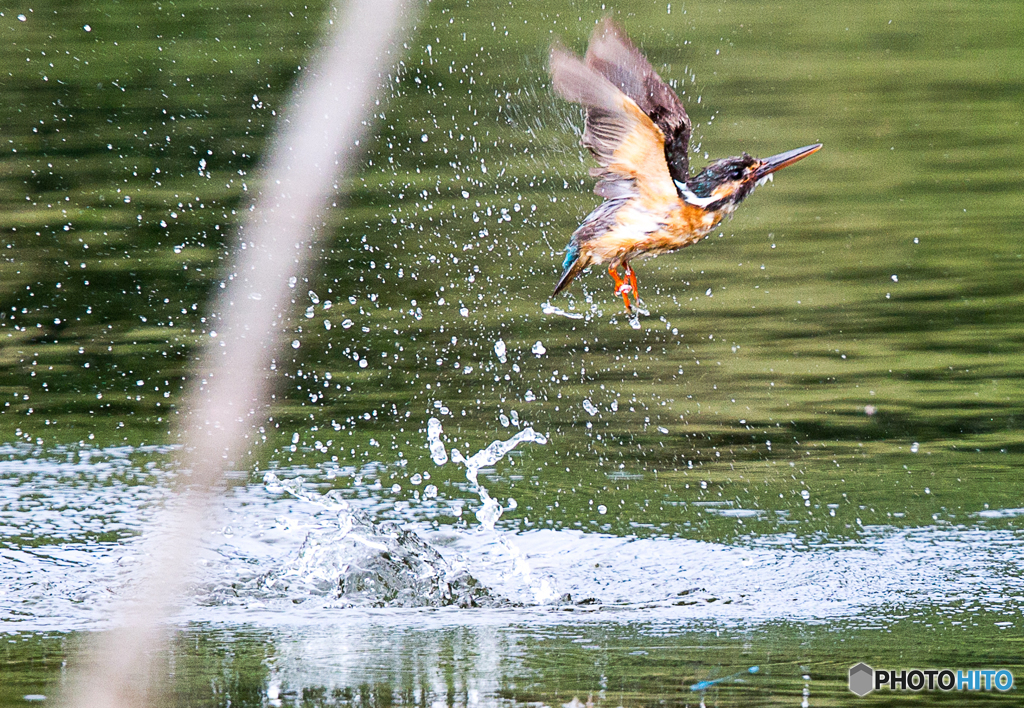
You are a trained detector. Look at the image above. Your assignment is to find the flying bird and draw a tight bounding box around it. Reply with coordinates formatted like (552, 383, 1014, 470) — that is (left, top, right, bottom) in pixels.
(550, 19, 821, 311)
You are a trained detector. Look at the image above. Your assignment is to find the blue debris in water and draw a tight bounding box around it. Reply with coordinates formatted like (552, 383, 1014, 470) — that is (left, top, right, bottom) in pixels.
(690, 666, 759, 691)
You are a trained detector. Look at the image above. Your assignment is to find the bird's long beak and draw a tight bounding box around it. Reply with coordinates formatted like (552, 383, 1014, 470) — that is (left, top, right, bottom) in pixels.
(753, 143, 822, 180)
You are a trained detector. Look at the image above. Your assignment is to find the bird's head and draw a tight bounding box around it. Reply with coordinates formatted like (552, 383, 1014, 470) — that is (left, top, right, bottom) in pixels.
(676, 143, 822, 214)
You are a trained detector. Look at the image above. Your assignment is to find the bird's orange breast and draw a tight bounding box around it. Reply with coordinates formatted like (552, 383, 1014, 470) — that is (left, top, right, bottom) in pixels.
(579, 197, 727, 265)
(657, 200, 726, 250)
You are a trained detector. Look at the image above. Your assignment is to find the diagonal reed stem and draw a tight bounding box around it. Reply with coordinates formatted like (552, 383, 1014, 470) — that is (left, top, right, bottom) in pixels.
(60, 0, 414, 705)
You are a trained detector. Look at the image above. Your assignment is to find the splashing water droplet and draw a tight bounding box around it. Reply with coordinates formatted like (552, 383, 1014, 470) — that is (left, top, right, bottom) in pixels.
(541, 302, 584, 319)
(427, 417, 448, 465)
(449, 426, 547, 531)
(475, 498, 502, 528)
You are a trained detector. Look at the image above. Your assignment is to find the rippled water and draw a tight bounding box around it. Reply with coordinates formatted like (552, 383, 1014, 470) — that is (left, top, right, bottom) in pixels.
(1, 0, 1022, 705)
(4, 435, 1024, 704)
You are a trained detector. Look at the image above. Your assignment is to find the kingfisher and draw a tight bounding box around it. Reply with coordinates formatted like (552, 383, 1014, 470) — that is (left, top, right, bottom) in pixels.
(550, 19, 821, 311)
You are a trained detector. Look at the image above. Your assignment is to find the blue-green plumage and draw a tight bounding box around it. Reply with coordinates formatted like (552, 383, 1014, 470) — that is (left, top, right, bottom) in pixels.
(553, 244, 583, 296)
(552, 198, 625, 297)
(561, 243, 579, 271)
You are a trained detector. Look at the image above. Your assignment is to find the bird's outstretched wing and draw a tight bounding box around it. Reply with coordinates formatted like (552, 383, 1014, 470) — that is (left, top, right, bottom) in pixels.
(585, 18, 691, 185)
(551, 40, 678, 205)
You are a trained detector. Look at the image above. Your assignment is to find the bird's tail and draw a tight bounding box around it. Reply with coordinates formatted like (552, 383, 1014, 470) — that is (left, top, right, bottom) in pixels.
(553, 246, 590, 297)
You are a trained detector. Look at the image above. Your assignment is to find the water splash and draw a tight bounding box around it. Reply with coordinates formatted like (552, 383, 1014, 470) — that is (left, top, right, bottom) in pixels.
(451, 427, 547, 531)
(426, 417, 448, 465)
(493, 338, 507, 363)
(257, 472, 495, 608)
(541, 301, 584, 319)
(251, 422, 551, 609)
(447, 426, 554, 603)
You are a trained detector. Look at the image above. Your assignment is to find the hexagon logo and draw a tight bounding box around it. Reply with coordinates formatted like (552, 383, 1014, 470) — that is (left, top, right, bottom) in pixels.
(849, 663, 874, 696)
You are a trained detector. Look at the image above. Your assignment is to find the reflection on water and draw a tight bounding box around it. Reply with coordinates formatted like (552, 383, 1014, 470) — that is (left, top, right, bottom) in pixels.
(1, 0, 1022, 703)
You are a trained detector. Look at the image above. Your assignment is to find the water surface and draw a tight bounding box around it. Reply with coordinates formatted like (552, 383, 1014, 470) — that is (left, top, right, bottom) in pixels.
(1, 0, 1022, 705)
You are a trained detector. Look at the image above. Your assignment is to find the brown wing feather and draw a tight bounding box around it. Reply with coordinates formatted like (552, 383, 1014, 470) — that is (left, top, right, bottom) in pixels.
(550, 46, 677, 205)
(585, 18, 691, 185)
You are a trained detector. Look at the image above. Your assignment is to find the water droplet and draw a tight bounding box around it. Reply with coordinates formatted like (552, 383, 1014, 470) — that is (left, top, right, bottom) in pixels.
(427, 417, 448, 465)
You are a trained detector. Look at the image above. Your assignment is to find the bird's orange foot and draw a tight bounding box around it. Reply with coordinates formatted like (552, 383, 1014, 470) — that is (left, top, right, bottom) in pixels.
(608, 264, 641, 313)
(624, 264, 640, 309)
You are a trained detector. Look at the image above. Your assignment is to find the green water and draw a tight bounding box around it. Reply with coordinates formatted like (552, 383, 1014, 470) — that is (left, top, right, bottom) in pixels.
(1, 0, 1022, 704)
